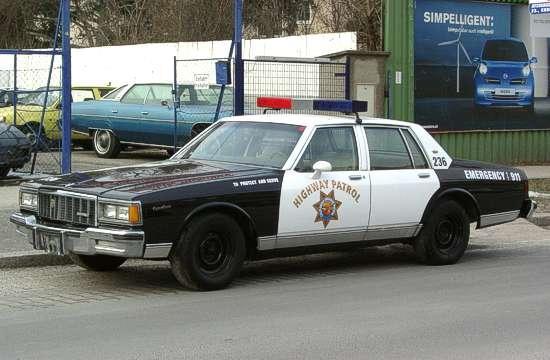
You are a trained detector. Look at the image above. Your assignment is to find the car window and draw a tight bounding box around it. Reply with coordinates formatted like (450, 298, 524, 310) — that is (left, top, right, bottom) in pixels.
(146, 85, 173, 105)
(365, 127, 413, 170)
(103, 85, 127, 99)
(402, 130, 429, 169)
(99, 88, 113, 97)
(121, 85, 150, 104)
(482, 40, 528, 62)
(295, 127, 358, 172)
(180, 121, 304, 169)
(72, 89, 95, 102)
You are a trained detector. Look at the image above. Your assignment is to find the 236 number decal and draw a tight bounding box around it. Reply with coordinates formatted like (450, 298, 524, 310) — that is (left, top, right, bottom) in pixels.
(432, 157, 448, 167)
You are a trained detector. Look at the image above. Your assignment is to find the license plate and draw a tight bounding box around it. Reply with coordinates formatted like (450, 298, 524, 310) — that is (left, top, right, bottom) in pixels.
(495, 88, 515, 96)
(35, 231, 63, 255)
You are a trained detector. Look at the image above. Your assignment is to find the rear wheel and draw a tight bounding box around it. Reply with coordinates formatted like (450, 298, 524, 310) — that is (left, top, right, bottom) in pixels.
(414, 200, 470, 265)
(68, 253, 126, 271)
(19, 123, 49, 151)
(93, 130, 121, 158)
(169, 213, 246, 291)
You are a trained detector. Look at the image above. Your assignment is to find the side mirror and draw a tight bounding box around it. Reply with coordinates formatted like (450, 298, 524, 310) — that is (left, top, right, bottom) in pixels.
(531, 57, 538, 64)
(312, 160, 332, 179)
(473, 57, 480, 64)
(161, 100, 169, 106)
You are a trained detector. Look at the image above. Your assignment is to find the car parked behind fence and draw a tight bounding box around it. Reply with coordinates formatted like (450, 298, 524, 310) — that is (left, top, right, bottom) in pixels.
(71, 83, 233, 158)
(0, 121, 31, 178)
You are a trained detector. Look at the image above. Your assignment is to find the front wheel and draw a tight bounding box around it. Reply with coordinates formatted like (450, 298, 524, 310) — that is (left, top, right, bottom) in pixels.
(414, 200, 470, 265)
(169, 213, 246, 291)
(93, 130, 121, 158)
(68, 253, 126, 271)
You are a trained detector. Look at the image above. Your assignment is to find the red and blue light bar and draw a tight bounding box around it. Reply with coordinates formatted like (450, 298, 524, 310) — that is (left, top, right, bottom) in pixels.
(257, 97, 368, 114)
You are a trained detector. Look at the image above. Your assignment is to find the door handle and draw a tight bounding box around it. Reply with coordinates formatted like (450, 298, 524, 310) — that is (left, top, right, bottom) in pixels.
(349, 175, 363, 181)
(141, 111, 149, 115)
(111, 110, 118, 114)
(418, 173, 431, 179)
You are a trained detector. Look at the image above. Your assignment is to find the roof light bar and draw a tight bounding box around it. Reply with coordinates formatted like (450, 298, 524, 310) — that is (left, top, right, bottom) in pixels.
(256, 97, 368, 114)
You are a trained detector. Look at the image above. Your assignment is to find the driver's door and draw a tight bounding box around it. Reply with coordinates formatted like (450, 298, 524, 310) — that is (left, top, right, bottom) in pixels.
(276, 126, 370, 249)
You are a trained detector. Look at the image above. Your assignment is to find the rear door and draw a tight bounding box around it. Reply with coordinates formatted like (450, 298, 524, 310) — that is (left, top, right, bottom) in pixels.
(365, 126, 439, 239)
(276, 125, 370, 249)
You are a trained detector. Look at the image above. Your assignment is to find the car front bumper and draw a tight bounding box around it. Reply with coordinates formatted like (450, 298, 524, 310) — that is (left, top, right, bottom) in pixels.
(10, 213, 145, 258)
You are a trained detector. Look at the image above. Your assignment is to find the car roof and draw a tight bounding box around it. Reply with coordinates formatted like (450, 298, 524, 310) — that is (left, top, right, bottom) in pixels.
(222, 114, 414, 127)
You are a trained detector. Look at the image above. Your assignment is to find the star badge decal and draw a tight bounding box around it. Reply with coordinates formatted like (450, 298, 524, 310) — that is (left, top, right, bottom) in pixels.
(312, 190, 342, 228)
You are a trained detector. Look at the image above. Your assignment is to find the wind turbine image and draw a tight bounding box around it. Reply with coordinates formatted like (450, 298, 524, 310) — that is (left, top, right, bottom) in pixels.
(438, 28, 472, 93)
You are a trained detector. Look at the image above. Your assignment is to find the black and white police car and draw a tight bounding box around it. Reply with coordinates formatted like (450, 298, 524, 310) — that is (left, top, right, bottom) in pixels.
(10, 97, 536, 290)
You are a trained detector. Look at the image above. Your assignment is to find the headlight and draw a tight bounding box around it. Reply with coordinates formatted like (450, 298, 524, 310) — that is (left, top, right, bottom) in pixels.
(479, 63, 488, 75)
(20, 190, 38, 211)
(99, 201, 142, 225)
(522, 64, 531, 77)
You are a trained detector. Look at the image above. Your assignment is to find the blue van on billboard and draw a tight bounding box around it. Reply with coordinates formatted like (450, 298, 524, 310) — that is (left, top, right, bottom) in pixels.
(473, 38, 537, 113)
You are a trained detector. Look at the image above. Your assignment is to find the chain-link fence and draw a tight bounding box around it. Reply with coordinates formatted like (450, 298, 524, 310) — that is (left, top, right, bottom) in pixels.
(173, 58, 233, 148)
(243, 58, 349, 115)
(0, 53, 63, 175)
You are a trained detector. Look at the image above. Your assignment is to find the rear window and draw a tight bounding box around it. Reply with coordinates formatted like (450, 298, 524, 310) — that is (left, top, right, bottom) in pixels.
(482, 40, 528, 62)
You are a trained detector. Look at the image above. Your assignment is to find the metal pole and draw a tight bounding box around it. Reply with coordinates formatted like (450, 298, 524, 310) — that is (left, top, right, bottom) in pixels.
(61, 0, 72, 174)
(233, 0, 244, 116)
(173, 56, 178, 154)
(345, 56, 351, 100)
(13, 54, 17, 126)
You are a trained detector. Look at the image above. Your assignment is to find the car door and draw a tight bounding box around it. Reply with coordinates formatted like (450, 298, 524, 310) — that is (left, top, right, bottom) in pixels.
(276, 125, 370, 249)
(365, 126, 439, 239)
(115, 84, 150, 143)
(142, 84, 175, 146)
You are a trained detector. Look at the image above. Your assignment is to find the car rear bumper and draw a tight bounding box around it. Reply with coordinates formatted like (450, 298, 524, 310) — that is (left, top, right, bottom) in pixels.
(520, 199, 537, 219)
(10, 213, 145, 258)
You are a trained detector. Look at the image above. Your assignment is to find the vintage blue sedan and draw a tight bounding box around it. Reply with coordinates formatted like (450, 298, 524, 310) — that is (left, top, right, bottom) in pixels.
(72, 83, 233, 158)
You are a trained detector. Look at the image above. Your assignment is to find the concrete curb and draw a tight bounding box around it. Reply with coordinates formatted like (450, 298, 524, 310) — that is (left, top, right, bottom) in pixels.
(0, 251, 72, 269)
(528, 213, 550, 228)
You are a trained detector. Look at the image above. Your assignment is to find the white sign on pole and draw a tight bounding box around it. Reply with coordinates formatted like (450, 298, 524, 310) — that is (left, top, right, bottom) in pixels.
(193, 74, 210, 90)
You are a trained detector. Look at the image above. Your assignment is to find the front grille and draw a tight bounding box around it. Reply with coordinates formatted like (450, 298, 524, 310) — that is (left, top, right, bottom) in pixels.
(38, 192, 96, 226)
(510, 78, 526, 85)
(485, 77, 500, 84)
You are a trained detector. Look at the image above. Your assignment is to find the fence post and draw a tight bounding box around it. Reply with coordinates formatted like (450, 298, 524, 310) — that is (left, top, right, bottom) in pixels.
(173, 56, 178, 153)
(233, 0, 244, 116)
(13, 54, 17, 126)
(61, 0, 72, 174)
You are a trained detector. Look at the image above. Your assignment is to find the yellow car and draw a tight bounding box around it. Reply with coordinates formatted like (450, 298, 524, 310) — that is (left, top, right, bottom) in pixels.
(0, 86, 114, 148)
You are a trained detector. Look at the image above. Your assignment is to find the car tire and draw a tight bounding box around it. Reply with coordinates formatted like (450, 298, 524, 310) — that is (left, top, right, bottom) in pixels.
(19, 123, 49, 151)
(169, 213, 246, 291)
(0, 167, 10, 178)
(93, 130, 121, 158)
(414, 200, 470, 265)
(68, 253, 127, 271)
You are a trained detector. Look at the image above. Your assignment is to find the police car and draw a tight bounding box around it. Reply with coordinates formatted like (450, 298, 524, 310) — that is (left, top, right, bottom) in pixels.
(10, 97, 536, 290)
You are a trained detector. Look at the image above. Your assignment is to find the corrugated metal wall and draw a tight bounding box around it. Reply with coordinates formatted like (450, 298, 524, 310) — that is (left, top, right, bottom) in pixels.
(384, 0, 549, 165)
(383, 0, 414, 122)
(434, 131, 550, 165)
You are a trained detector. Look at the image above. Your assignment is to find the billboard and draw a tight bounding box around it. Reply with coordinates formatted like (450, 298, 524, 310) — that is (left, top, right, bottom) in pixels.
(414, 0, 550, 131)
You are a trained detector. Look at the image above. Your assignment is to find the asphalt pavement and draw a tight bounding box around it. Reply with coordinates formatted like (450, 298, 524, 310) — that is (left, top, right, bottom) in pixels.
(1, 219, 550, 359)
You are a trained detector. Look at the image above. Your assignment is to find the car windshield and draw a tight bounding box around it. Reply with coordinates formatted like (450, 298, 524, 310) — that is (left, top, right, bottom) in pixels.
(176, 121, 304, 168)
(482, 40, 528, 62)
(20, 88, 60, 107)
(178, 85, 233, 106)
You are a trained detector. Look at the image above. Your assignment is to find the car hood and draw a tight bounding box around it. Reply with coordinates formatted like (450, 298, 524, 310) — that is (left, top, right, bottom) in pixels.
(483, 61, 529, 78)
(29, 159, 279, 198)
